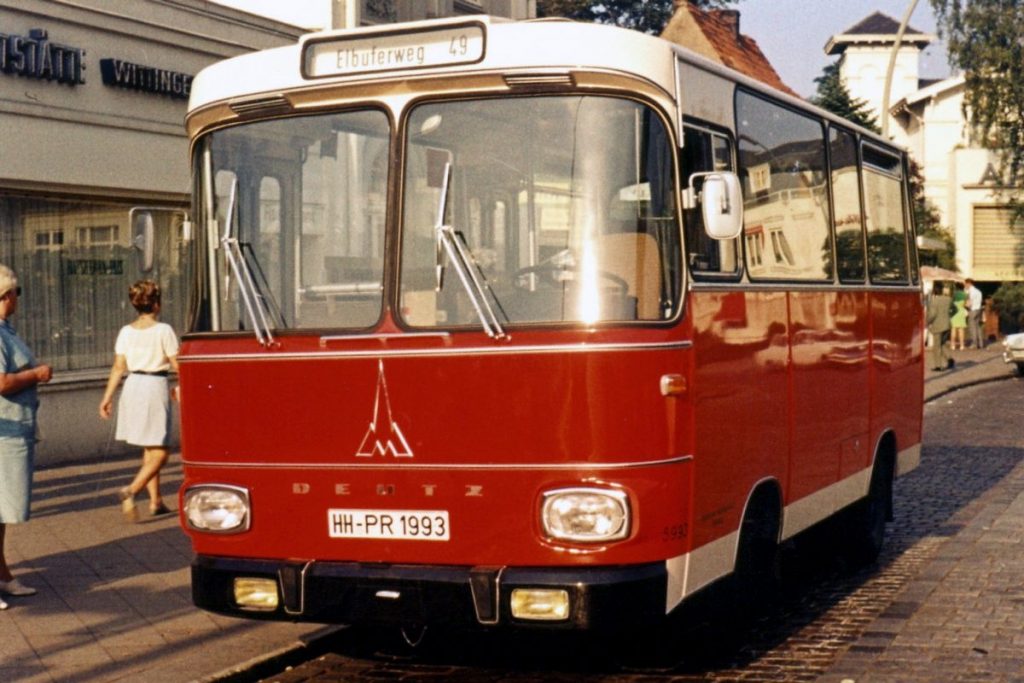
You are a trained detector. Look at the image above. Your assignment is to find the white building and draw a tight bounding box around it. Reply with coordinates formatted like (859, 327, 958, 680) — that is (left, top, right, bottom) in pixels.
(827, 12, 1020, 285)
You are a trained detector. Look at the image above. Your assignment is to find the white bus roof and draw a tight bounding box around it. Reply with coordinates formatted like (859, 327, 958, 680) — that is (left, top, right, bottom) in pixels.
(189, 16, 676, 113)
(187, 14, 897, 149)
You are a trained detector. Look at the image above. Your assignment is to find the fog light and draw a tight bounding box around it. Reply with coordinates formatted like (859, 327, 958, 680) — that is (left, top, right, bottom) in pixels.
(510, 588, 570, 621)
(233, 577, 279, 611)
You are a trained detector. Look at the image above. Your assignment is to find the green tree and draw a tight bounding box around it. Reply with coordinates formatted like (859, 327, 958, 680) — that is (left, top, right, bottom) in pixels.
(931, 1, 1024, 206)
(909, 159, 957, 270)
(811, 61, 879, 133)
(992, 282, 1024, 333)
(536, 0, 738, 35)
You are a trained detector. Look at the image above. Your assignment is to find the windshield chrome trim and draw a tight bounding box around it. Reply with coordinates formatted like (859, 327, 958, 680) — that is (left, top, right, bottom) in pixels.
(178, 339, 691, 363)
(182, 454, 693, 470)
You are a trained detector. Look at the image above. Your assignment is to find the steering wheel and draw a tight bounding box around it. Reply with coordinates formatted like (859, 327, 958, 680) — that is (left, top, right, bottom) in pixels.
(512, 263, 629, 297)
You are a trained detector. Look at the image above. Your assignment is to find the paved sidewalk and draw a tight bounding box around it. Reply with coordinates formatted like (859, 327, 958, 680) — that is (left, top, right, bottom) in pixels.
(0, 455, 336, 683)
(924, 343, 1013, 401)
(0, 344, 1013, 683)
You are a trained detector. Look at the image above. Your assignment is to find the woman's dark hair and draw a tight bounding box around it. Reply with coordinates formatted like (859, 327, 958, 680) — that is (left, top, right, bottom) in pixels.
(933, 282, 944, 295)
(129, 280, 161, 313)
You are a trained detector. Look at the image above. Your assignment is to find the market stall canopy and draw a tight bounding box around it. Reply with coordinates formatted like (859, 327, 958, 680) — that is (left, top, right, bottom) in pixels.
(921, 266, 964, 282)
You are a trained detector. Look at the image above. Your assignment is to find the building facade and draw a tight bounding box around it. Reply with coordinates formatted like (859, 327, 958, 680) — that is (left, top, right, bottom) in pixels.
(334, 0, 535, 28)
(828, 12, 1020, 285)
(1, 0, 305, 464)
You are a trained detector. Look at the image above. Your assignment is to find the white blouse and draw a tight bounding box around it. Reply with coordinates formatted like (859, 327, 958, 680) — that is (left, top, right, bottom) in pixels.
(114, 322, 179, 373)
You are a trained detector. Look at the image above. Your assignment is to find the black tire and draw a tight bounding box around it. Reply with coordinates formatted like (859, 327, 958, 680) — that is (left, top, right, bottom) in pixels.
(843, 458, 893, 565)
(1015, 362, 1024, 377)
(734, 495, 781, 606)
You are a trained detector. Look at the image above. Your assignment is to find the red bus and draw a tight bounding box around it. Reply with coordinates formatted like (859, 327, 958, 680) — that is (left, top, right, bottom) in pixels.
(172, 16, 924, 631)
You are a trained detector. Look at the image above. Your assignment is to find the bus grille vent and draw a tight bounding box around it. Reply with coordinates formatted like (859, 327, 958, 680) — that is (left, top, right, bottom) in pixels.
(229, 94, 292, 116)
(503, 73, 576, 89)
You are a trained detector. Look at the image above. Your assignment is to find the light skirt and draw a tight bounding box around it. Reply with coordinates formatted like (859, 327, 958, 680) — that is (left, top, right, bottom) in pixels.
(116, 374, 171, 447)
(0, 436, 34, 523)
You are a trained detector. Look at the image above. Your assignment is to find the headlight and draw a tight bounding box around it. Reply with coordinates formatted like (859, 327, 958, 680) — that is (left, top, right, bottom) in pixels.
(541, 487, 630, 543)
(183, 485, 251, 533)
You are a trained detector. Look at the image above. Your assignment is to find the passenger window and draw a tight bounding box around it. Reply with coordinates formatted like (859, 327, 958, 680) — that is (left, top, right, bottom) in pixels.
(830, 128, 865, 283)
(682, 125, 739, 278)
(736, 91, 832, 281)
(862, 145, 909, 282)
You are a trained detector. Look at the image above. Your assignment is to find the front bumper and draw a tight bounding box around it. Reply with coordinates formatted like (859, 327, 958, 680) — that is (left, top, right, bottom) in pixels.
(192, 555, 667, 630)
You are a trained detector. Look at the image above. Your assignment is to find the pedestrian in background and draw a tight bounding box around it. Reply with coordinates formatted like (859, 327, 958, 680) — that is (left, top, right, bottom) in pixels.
(926, 281, 953, 371)
(99, 280, 179, 522)
(0, 265, 53, 609)
(965, 278, 984, 349)
(950, 281, 968, 350)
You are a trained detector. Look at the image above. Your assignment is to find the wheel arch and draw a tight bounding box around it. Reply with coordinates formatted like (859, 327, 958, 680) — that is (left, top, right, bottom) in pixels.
(731, 477, 784, 571)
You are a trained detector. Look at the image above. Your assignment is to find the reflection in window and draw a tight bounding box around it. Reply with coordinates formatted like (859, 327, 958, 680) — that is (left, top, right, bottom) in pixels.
(0, 196, 188, 371)
(830, 128, 866, 282)
(862, 145, 909, 282)
(400, 96, 680, 327)
(737, 91, 832, 281)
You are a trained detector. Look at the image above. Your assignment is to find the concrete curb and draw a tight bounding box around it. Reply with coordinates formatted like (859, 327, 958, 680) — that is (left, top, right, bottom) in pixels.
(201, 626, 347, 683)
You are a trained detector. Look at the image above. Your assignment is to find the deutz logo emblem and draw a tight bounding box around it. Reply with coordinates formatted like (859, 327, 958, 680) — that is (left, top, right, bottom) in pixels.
(356, 360, 413, 458)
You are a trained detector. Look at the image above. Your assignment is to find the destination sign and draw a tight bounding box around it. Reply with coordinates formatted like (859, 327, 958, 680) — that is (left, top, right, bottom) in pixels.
(304, 24, 484, 78)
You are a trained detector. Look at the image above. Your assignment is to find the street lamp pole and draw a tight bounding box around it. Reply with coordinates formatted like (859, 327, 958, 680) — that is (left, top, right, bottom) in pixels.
(881, 0, 921, 137)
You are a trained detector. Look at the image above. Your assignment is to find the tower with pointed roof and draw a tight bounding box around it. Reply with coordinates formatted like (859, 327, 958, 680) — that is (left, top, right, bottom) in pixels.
(825, 11, 935, 144)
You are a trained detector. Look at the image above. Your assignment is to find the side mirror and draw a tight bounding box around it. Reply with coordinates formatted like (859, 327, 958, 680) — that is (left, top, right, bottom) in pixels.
(128, 207, 191, 274)
(699, 172, 744, 241)
(130, 209, 155, 273)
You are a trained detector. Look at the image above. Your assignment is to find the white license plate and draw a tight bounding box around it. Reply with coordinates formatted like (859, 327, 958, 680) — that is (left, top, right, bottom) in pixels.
(328, 508, 450, 541)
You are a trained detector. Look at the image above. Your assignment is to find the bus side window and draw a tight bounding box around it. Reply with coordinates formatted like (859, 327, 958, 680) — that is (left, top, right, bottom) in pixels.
(830, 128, 866, 283)
(735, 91, 832, 282)
(862, 145, 910, 283)
(682, 126, 739, 277)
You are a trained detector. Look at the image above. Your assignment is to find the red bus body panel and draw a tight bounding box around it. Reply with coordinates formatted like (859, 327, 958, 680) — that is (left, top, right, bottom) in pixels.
(180, 328, 695, 567)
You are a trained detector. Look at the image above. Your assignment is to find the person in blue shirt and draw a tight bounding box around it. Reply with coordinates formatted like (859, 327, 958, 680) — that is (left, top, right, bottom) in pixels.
(0, 265, 52, 608)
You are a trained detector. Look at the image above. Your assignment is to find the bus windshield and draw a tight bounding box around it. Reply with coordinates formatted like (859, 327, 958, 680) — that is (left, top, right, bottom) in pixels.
(195, 96, 680, 334)
(199, 108, 390, 332)
(400, 96, 680, 327)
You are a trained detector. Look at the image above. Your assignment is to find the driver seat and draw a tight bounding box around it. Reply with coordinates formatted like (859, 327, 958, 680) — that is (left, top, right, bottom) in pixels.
(594, 232, 662, 320)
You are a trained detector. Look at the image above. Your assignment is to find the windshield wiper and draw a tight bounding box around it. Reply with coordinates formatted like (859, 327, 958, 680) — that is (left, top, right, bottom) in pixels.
(221, 178, 277, 347)
(434, 163, 507, 339)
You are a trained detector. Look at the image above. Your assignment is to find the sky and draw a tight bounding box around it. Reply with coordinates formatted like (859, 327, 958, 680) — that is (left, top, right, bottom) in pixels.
(210, 0, 952, 99)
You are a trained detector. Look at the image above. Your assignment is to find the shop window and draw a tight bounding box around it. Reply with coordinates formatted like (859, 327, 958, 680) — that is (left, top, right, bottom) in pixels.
(0, 195, 189, 372)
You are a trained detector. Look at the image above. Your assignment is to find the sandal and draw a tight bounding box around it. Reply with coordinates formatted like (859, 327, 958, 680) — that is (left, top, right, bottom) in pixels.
(150, 502, 172, 517)
(118, 487, 139, 523)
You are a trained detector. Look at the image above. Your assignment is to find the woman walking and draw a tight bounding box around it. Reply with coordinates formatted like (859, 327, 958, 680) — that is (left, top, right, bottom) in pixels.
(0, 265, 53, 608)
(950, 282, 968, 350)
(99, 280, 179, 522)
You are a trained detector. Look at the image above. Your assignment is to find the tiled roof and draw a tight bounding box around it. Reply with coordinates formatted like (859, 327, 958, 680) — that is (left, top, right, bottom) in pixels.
(662, 5, 798, 97)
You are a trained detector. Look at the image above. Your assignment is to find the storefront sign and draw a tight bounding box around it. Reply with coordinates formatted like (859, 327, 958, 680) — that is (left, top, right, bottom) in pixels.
(978, 163, 1003, 186)
(65, 259, 123, 276)
(0, 28, 85, 85)
(100, 59, 192, 99)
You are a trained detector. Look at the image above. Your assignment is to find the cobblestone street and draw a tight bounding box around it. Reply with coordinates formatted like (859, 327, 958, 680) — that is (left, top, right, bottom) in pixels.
(253, 375, 1024, 683)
